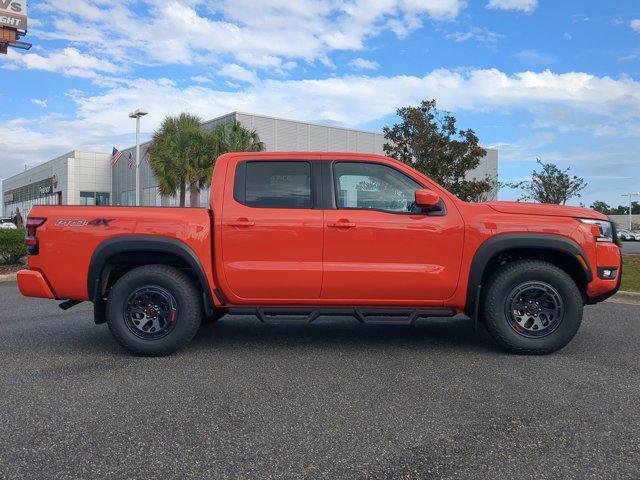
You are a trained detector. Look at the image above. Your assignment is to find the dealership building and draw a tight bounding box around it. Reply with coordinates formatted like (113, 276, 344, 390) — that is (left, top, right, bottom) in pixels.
(2, 112, 498, 215)
(2, 151, 113, 217)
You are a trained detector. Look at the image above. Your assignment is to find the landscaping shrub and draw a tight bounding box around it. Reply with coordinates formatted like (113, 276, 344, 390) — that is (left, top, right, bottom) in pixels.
(0, 228, 26, 264)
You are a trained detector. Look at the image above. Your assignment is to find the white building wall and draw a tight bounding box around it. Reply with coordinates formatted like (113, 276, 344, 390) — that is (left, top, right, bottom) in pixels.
(2, 151, 112, 216)
(67, 152, 112, 205)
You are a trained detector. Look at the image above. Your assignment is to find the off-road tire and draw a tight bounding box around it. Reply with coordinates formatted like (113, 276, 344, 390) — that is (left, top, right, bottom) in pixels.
(483, 260, 583, 355)
(106, 265, 202, 356)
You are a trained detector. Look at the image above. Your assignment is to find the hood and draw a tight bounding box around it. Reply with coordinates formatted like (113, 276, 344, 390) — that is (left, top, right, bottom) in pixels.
(485, 201, 608, 220)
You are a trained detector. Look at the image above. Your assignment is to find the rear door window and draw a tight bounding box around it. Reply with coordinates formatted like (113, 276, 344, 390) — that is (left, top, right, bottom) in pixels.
(235, 161, 312, 209)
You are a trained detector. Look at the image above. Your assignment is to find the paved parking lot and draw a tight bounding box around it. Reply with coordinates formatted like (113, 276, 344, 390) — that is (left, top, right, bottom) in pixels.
(621, 241, 640, 255)
(1, 281, 639, 479)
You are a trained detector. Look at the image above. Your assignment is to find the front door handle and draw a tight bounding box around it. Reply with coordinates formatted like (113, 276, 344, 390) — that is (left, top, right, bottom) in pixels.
(328, 220, 356, 228)
(226, 218, 255, 227)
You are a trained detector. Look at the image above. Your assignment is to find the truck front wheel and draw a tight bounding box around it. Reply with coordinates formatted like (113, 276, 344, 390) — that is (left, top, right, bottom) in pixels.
(106, 265, 202, 356)
(482, 260, 583, 355)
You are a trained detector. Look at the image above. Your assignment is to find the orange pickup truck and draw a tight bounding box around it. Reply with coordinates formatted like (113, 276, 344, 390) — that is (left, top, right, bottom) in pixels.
(18, 152, 621, 356)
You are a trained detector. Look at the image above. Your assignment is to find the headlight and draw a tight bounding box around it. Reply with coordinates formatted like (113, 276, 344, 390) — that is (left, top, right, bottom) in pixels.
(578, 218, 613, 242)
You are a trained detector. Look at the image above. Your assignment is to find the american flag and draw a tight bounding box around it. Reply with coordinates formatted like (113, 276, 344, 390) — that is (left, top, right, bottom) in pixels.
(111, 147, 122, 166)
(144, 150, 151, 164)
(127, 152, 133, 170)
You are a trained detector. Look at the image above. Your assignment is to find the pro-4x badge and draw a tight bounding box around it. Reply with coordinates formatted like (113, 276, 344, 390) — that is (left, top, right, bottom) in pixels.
(87, 218, 114, 227)
(55, 218, 115, 227)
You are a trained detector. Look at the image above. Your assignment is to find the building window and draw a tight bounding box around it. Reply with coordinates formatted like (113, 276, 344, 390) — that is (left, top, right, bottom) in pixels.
(96, 192, 110, 206)
(80, 191, 96, 206)
(120, 190, 135, 206)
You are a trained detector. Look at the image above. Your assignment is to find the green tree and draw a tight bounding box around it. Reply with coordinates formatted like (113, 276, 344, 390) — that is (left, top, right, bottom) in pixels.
(213, 121, 265, 153)
(150, 116, 264, 207)
(184, 128, 220, 207)
(590, 200, 611, 214)
(383, 100, 495, 202)
(150, 113, 205, 207)
(509, 159, 587, 205)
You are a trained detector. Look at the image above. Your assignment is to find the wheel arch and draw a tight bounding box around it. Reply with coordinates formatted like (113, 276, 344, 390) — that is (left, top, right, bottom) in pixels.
(465, 233, 592, 316)
(88, 236, 215, 323)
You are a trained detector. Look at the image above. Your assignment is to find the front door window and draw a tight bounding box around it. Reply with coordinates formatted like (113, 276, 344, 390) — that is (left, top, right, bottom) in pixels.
(334, 162, 422, 214)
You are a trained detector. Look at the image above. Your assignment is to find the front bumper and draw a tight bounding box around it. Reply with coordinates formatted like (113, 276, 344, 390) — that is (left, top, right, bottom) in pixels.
(17, 270, 56, 299)
(586, 242, 622, 304)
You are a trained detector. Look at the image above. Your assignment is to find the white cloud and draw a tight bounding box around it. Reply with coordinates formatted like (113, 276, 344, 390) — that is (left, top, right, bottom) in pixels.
(7, 47, 121, 79)
(486, 0, 538, 13)
(447, 27, 502, 45)
(619, 54, 638, 62)
(31, 99, 48, 108)
(3, 67, 640, 181)
(631, 19, 640, 32)
(220, 64, 258, 83)
(33, 0, 467, 71)
(571, 13, 590, 23)
(515, 49, 558, 65)
(190, 75, 211, 83)
(348, 58, 380, 70)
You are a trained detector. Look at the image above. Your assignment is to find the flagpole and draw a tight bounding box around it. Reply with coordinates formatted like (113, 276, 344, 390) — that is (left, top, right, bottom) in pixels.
(129, 109, 148, 207)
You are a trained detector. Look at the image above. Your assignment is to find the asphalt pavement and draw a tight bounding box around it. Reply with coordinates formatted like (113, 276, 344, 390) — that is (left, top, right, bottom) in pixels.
(1, 281, 639, 479)
(621, 241, 640, 255)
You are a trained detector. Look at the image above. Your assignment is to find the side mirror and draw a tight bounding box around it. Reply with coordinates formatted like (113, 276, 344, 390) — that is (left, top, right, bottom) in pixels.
(415, 189, 441, 210)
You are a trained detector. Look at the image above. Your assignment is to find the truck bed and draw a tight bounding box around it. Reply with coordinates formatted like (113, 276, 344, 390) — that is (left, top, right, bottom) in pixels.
(26, 205, 214, 301)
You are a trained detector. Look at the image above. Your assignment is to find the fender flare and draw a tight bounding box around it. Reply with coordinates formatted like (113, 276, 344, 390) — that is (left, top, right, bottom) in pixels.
(465, 233, 592, 315)
(87, 235, 215, 312)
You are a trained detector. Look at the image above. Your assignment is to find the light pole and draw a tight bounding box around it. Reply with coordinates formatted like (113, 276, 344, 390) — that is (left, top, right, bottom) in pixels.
(129, 108, 148, 206)
(621, 192, 640, 230)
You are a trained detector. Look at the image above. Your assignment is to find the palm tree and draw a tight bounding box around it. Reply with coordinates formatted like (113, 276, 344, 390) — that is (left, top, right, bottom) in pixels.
(213, 121, 265, 153)
(150, 116, 264, 207)
(150, 113, 205, 207)
(185, 128, 219, 207)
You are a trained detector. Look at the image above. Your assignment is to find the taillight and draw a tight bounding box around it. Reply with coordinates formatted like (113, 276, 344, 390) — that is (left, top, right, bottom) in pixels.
(25, 217, 46, 255)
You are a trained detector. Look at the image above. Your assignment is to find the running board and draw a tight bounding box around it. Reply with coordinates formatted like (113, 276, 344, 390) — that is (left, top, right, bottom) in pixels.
(226, 307, 457, 325)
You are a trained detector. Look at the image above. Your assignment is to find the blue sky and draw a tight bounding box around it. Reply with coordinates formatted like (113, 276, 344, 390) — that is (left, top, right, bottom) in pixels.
(1, 0, 639, 207)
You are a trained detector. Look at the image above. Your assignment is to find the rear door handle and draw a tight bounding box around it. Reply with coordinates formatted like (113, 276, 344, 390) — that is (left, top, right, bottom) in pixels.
(328, 221, 356, 228)
(226, 218, 255, 227)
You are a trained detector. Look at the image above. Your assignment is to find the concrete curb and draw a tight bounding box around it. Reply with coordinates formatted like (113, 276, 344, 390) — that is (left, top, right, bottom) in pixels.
(607, 291, 640, 305)
(0, 273, 18, 283)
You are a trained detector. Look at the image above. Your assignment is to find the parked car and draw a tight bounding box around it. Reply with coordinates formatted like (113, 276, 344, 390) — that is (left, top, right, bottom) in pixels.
(618, 229, 633, 241)
(630, 231, 640, 241)
(0, 218, 17, 229)
(17, 152, 622, 356)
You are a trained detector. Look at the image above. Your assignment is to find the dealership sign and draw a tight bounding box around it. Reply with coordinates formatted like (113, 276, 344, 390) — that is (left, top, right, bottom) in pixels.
(0, 0, 27, 31)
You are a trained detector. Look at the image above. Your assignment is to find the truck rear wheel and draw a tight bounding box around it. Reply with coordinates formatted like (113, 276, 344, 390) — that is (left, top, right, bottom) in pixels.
(106, 265, 202, 356)
(482, 260, 583, 355)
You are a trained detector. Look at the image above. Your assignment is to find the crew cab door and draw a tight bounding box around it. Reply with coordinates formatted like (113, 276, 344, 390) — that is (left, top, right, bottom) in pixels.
(321, 160, 464, 302)
(220, 158, 323, 301)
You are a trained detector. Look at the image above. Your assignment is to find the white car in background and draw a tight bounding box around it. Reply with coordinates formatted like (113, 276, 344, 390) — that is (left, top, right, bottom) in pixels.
(0, 218, 17, 229)
(618, 229, 632, 241)
(630, 231, 640, 241)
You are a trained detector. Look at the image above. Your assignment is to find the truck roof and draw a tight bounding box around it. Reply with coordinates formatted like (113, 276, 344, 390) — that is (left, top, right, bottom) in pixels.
(218, 151, 392, 162)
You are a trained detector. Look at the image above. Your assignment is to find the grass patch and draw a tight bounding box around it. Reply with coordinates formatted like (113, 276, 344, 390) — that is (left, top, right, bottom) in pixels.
(621, 255, 640, 293)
